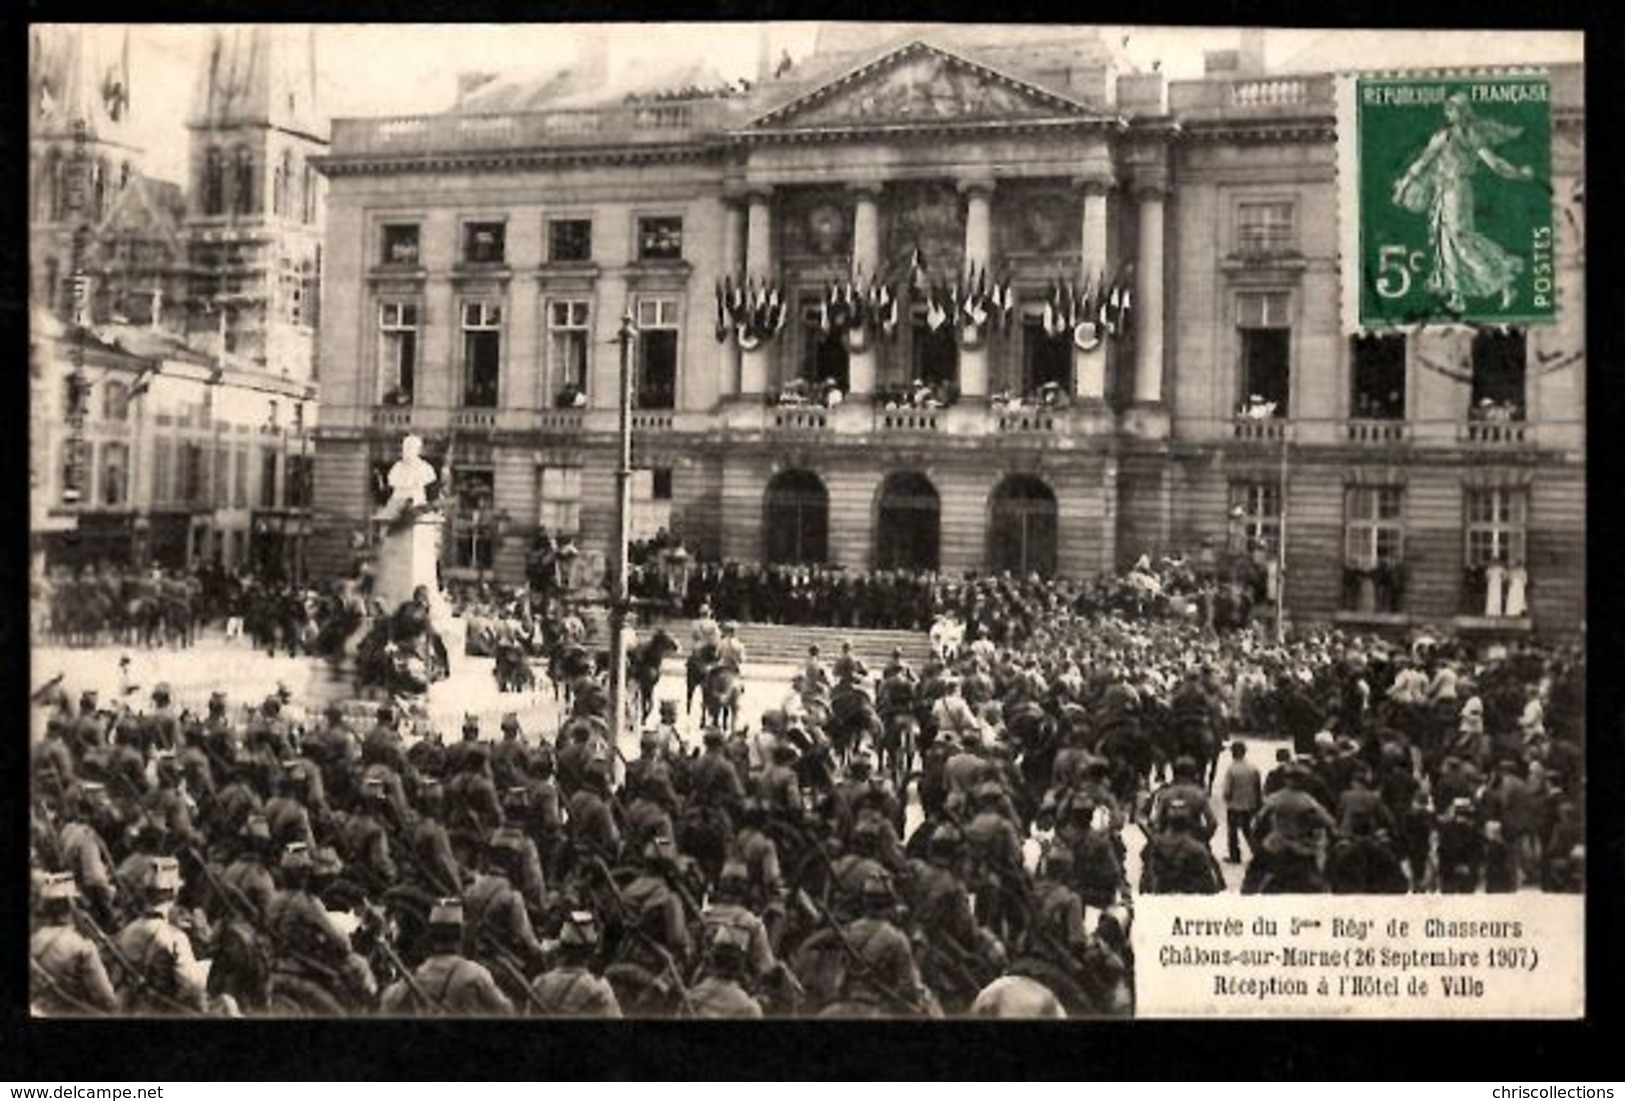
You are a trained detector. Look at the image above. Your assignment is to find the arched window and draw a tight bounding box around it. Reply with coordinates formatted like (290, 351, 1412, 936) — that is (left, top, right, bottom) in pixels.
(233, 148, 256, 214)
(203, 148, 225, 215)
(875, 470, 940, 571)
(763, 469, 829, 566)
(988, 474, 1059, 578)
(100, 442, 130, 506)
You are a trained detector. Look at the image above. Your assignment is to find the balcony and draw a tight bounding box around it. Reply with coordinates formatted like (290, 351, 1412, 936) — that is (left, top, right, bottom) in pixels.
(994, 409, 1061, 435)
(874, 407, 942, 433)
(535, 409, 584, 434)
(631, 410, 675, 432)
(1232, 416, 1288, 443)
(1169, 74, 1335, 117)
(1346, 419, 1410, 445)
(329, 98, 738, 158)
(770, 407, 830, 432)
(450, 408, 498, 431)
(370, 406, 419, 432)
(1460, 420, 1529, 446)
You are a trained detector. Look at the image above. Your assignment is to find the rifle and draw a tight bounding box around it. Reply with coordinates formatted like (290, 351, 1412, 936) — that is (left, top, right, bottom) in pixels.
(585, 855, 699, 1018)
(30, 955, 106, 1016)
(366, 912, 451, 1017)
(72, 902, 205, 1016)
(793, 887, 927, 1017)
(186, 847, 344, 989)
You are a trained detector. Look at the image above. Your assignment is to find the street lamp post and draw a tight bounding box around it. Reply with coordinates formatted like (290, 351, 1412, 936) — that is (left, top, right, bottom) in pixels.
(607, 311, 637, 748)
(1275, 424, 1290, 643)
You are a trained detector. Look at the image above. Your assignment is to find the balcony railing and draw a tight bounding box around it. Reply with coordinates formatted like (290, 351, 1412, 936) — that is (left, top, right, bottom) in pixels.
(1169, 73, 1335, 114)
(631, 410, 675, 432)
(994, 410, 1060, 434)
(331, 99, 737, 157)
(1460, 420, 1529, 446)
(1233, 416, 1287, 442)
(875, 408, 942, 433)
(370, 407, 416, 431)
(1346, 419, 1410, 445)
(451, 408, 498, 431)
(535, 409, 584, 433)
(771, 408, 830, 431)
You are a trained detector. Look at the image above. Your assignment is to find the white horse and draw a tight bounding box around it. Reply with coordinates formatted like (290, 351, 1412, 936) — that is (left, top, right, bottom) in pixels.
(930, 614, 966, 662)
(970, 975, 1067, 1019)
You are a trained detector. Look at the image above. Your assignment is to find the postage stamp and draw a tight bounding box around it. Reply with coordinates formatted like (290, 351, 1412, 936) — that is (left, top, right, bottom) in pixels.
(1339, 73, 1555, 330)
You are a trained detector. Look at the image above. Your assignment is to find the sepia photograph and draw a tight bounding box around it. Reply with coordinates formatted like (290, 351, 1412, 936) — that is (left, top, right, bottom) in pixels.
(26, 20, 1585, 1022)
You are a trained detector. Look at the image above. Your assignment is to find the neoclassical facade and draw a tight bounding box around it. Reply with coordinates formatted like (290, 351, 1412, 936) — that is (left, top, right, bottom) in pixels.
(310, 28, 1584, 635)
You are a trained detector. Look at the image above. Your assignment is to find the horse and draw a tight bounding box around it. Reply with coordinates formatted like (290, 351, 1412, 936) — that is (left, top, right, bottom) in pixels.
(548, 640, 593, 703)
(701, 663, 743, 733)
(492, 639, 535, 693)
(969, 974, 1067, 1019)
(824, 681, 882, 766)
(685, 643, 718, 716)
(929, 615, 966, 662)
(627, 629, 680, 725)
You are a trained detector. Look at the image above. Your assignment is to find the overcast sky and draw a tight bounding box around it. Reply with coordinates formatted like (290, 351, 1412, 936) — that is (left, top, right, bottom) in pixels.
(53, 23, 1583, 185)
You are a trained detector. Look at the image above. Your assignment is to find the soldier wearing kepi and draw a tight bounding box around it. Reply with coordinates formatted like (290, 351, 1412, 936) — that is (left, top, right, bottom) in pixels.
(529, 911, 621, 1018)
(30, 873, 119, 1016)
(114, 856, 208, 1015)
(688, 922, 765, 1018)
(381, 899, 514, 1017)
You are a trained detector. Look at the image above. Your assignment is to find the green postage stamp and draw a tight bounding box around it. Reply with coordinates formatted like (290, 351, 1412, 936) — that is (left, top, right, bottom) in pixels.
(1339, 73, 1554, 330)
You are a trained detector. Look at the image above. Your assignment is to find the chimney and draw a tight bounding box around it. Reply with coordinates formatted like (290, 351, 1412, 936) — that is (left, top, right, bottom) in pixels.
(1239, 29, 1266, 74)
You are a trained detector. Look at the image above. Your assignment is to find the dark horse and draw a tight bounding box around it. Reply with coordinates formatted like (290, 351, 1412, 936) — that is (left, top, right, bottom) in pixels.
(628, 629, 680, 725)
(826, 682, 883, 767)
(685, 643, 718, 716)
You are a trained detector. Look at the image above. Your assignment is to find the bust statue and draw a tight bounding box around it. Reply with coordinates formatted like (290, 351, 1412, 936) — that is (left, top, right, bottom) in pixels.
(379, 433, 438, 520)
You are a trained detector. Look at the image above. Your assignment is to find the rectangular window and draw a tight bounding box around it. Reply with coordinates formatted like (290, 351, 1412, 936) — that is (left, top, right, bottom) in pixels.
(100, 442, 129, 506)
(461, 301, 503, 408)
(547, 299, 591, 405)
(233, 444, 248, 508)
(154, 440, 172, 504)
(911, 309, 960, 397)
(451, 468, 496, 570)
(214, 445, 231, 507)
(1470, 329, 1527, 420)
(1350, 333, 1406, 419)
(1229, 481, 1281, 556)
(548, 219, 593, 263)
(286, 454, 311, 509)
(637, 216, 683, 262)
(378, 302, 419, 405)
(1237, 200, 1295, 255)
(462, 221, 506, 265)
(1465, 488, 1528, 567)
(634, 297, 680, 409)
(381, 224, 420, 266)
(1022, 317, 1072, 396)
(260, 449, 279, 509)
(1344, 486, 1404, 568)
(1237, 292, 1291, 417)
(180, 443, 207, 504)
(539, 466, 582, 537)
(630, 468, 673, 541)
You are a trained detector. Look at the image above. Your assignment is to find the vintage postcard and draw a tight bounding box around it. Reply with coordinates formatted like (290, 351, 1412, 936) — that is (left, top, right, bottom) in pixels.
(27, 22, 1584, 1022)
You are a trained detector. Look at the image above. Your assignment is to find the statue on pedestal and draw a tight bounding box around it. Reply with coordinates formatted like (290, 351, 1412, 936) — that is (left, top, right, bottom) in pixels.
(377, 433, 440, 530)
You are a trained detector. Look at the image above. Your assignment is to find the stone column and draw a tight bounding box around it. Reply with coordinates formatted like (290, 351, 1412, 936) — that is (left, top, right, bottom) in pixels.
(718, 196, 745, 399)
(1076, 175, 1115, 402)
(847, 182, 882, 398)
(958, 178, 994, 401)
(740, 187, 773, 396)
(1132, 181, 1167, 406)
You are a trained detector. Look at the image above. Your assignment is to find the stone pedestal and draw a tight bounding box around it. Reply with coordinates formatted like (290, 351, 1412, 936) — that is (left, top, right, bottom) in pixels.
(373, 511, 463, 652)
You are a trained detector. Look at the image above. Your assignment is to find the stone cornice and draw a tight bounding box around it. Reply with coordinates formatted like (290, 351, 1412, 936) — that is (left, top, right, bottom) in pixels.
(1179, 118, 1337, 144)
(313, 142, 726, 177)
(733, 116, 1129, 146)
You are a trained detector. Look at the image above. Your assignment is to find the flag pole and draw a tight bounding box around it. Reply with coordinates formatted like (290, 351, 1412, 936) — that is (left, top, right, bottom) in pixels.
(608, 311, 637, 758)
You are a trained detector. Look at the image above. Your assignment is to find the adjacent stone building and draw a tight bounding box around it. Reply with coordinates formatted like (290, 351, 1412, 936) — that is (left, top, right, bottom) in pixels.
(309, 26, 1584, 635)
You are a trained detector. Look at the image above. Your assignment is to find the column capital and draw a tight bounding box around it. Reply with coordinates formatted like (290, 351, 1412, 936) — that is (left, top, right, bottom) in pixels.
(956, 176, 997, 199)
(846, 179, 886, 199)
(730, 183, 773, 205)
(1128, 174, 1171, 200)
(1075, 171, 1118, 195)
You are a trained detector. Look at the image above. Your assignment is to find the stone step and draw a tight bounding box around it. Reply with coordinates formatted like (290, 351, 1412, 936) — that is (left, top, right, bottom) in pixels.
(646, 619, 933, 667)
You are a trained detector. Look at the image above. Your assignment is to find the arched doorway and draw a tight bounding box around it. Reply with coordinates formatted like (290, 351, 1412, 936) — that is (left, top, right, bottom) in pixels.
(875, 471, 940, 571)
(988, 474, 1058, 578)
(764, 469, 829, 565)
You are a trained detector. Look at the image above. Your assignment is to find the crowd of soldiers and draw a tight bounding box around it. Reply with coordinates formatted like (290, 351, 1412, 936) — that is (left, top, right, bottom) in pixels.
(29, 547, 1583, 1018)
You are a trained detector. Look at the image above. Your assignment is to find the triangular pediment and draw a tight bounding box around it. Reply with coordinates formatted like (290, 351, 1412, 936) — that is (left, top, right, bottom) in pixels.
(749, 40, 1093, 131)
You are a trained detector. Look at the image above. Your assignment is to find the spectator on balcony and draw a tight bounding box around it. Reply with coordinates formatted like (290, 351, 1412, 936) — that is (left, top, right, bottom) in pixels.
(1505, 562, 1529, 618)
(1239, 394, 1277, 420)
(1483, 555, 1508, 618)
